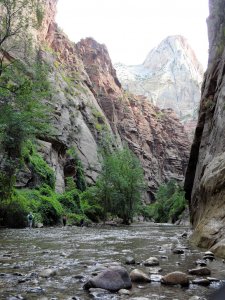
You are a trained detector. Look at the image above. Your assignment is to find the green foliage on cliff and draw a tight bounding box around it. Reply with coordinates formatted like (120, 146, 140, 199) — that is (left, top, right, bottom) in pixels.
(146, 180, 186, 223)
(94, 147, 145, 224)
(23, 141, 55, 189)
(66, 147, 87, 192)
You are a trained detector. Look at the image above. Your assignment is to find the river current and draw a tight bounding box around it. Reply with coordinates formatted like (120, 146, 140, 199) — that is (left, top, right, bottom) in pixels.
(0, 223, 224, 300)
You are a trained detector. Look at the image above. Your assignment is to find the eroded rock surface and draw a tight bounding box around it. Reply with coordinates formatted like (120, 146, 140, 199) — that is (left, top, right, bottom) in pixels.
(184, 0, 225, 256)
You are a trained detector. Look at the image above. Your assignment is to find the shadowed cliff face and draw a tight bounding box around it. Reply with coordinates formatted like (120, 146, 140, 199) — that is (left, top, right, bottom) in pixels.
(184, 0, 225, 256)
(8, 0, 190, 198)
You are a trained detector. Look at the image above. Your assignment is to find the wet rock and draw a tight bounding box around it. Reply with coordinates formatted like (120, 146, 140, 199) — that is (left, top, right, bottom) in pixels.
(173, 248, 184, 254)
(203, 251, 215, 260)
(192, 278, 210, 286)
(89, 288, 114, 299)
(12, 272, 23, 276)
(148, 267, 162, 274)
(39, 268, 58, 278)
(125, 256, 135, 265)
(28, 286, 45, 293)
(195, 259, 207, 267)
(181, 231, 188, 238)
(83, 266, 132, 292)
(130, 269, 151, 283)
(118, 289, 131, 295)
(161, 255, 168, 259)
(207, 277, 220, 282)
(161, 271, 189, 286)
(188, 267, 211, 276)
(143, 257, 159, 266)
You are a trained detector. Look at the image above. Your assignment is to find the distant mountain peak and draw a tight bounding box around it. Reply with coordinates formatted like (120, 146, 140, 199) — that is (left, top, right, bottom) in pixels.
(114, 35, 204, 135)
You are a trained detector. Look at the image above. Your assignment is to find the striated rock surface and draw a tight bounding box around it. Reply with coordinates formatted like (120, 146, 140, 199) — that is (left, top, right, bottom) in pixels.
(184, 0, 225, 256)
(77, 38, 190, 199)
(5, 0, 190, 197)
(115, 35, 204, 135)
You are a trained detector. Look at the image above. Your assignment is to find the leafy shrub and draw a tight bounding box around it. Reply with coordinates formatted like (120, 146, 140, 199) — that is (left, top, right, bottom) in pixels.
(80, 186, 104, 222)
(58, 189, 81, 214)
(148, 180, 186, 223)
(23, 141, 55, 189)
(66, 148, 86, 191)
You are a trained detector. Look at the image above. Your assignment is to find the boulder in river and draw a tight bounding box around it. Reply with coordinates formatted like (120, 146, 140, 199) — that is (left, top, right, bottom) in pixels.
(188, 267, 211, 276)
(161, 271, 189, 286)
(143, 257, 159, 266)
(192, 278, 211, 286)
(130, 269, 151, 283)
(125, 256, 136, 265)
(83, 266, 132, 292)
(39, 268, 58, 278)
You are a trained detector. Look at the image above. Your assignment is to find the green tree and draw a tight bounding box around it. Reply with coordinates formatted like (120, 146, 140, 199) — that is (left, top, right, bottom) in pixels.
(149, 180, 186, 223)
(97, 147, 145, 224)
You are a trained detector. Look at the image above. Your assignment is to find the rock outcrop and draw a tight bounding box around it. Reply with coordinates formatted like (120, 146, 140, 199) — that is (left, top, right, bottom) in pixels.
(115, 36, 204, 135)
(5, 0, 190, 198)
(184, 0, 225, 256)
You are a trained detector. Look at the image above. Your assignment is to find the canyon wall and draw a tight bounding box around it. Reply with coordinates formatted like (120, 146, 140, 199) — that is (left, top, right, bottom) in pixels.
(184, 0, 225, 256)
(6, 0, 190, 199)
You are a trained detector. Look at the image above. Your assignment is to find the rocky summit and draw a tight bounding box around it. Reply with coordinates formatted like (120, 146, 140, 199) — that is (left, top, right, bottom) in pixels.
(115, 35, 204, 135)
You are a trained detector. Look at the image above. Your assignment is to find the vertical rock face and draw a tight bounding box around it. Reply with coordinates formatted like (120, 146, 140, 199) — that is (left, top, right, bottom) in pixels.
(4, 0, 190, 197)
(115, 36, 204, 135)
(77, 38, 190, 200)
(184, 0, 225, 256)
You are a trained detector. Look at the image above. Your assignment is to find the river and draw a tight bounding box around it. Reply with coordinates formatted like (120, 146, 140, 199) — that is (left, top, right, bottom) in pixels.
(0, 223, 224, 300)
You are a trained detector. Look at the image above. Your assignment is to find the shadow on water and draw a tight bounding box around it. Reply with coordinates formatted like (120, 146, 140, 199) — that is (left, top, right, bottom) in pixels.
(0, 223, 224, 299)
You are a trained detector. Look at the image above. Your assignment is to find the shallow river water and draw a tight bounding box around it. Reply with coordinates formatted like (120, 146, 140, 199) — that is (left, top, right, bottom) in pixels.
(0, 223, 225, 300)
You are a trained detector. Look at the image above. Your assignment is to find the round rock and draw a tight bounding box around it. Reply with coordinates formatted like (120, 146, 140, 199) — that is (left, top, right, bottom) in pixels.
(130, 269, 151, 283)
(143, 257, 159, 266)
(83, 266, 132, 292)
(161, 271, 189, 286)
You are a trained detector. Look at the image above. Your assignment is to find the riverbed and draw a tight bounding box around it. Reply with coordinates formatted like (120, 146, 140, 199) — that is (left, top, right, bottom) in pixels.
(0, 223, 224, 300)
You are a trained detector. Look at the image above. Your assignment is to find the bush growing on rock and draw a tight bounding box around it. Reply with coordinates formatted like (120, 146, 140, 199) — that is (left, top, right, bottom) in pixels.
(147, 180, 186, 223)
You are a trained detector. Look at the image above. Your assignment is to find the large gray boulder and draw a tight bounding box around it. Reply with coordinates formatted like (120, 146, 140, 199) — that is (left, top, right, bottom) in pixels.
(83, 266, 132, 292)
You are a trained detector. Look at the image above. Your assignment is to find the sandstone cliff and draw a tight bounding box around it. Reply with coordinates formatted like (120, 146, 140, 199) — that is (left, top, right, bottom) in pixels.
(184, 0, 225, 256)
(8, 0, 190, 199)
(115, 36, 204, 135)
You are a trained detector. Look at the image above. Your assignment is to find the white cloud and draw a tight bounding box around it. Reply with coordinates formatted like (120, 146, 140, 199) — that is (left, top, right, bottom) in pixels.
(56, 0, 209, 69)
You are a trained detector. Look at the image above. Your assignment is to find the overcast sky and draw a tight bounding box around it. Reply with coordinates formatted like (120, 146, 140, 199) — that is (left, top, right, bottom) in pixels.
(56, 0, 209, 69)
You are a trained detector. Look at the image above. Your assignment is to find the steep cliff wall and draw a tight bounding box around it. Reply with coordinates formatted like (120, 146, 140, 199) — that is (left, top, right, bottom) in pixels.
(184, 0, 225, 256)
(7, 0, 190, 199)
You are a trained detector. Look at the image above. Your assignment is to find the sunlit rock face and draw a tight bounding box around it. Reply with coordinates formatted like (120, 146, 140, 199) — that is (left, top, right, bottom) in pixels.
(184, 0, 225, 257)
(9, 0, 190, 197)
(115, 35, 204, 136)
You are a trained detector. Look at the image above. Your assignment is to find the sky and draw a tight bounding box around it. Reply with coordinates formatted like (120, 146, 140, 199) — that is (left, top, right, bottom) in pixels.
(56, 0, 209, 69)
